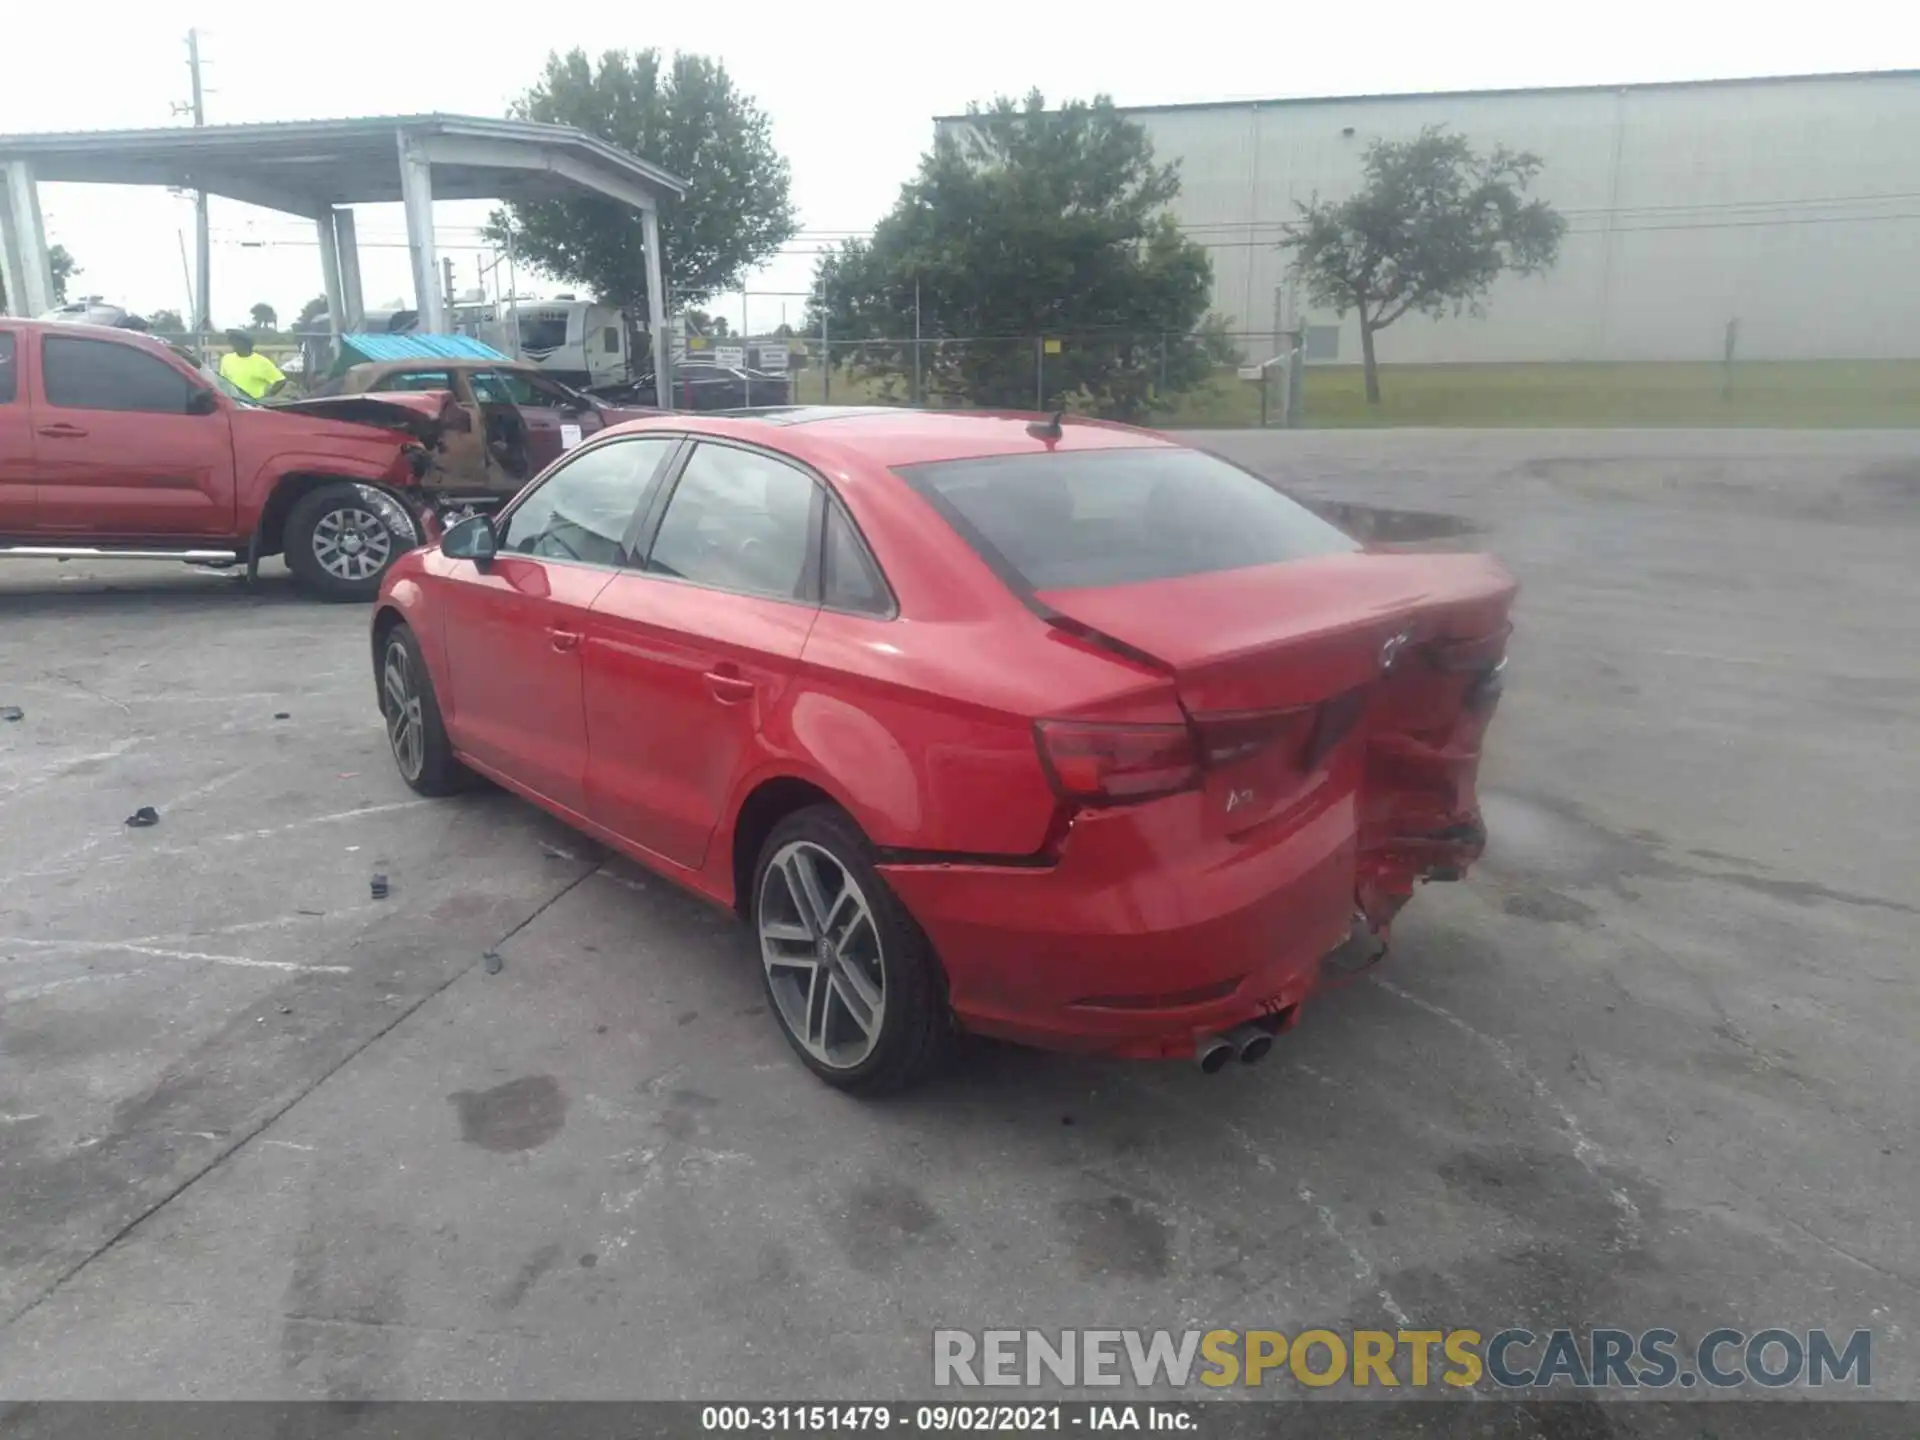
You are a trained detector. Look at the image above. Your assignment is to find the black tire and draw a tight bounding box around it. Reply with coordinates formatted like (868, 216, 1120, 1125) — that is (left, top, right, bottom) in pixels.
(378, 624, 470, 797)
(751, 804, 954, 1095)
(285, 482, 408, 602)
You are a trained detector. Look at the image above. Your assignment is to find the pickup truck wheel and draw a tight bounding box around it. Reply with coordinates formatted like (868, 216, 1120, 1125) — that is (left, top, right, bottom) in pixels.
(285, 483, 403, 602)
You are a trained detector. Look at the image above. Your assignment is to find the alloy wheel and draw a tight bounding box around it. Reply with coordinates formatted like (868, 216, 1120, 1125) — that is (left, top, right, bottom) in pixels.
(382, 641, 425, 782)
(759, 840, 887, 1070)
(313, 505, 393, 582)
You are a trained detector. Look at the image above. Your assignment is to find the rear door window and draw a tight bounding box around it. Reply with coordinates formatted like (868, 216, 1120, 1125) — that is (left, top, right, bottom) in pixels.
(899, 446, 1357, 591)
(42, 335, 197, 414)
(644, 442, 820, 601)
(0, 333, 16, 403)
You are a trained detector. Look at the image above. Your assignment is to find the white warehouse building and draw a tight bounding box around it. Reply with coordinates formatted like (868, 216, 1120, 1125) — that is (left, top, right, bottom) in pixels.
(938, 71, 1920, 365)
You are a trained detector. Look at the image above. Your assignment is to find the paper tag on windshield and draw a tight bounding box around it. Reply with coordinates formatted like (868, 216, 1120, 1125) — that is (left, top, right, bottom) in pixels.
(559, 423, 583, 451)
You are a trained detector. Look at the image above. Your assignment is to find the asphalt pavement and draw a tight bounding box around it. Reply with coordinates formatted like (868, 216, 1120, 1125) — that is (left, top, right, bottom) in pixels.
(0, 428, 1914, 1408)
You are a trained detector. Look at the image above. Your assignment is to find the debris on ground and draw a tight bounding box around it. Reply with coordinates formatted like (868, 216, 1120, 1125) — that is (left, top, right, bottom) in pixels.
(370, 872, 390, 900)
(0, 705, 22, 722)
(273, 712, 290, 720)
(124, 806, 160, 828)
(483, 951, 504, 974)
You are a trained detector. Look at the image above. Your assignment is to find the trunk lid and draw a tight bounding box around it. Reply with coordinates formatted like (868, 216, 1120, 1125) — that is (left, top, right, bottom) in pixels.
(1037, 551, 1515, 845)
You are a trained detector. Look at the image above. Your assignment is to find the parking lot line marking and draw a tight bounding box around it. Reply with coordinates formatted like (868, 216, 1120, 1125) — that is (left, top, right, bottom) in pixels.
(1374, 977, 1642, 1249)
(3, 972, 142, 1002)
(0, 799, 436, 884)
(1298, 1181, 1415, 1330)
(205, 799, 437, 846)
(0, 738, 143, 800)
(120, 906, 379, 949)
(1202, 1109, 1414, 1332)
(0, 937, 352, 975)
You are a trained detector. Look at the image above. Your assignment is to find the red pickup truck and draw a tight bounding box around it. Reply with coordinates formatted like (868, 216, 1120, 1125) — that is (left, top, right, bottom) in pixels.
(0, 319, 467, 600)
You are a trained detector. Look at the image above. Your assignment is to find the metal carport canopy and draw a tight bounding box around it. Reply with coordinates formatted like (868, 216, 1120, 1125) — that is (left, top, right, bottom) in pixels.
(0, 114, 685, 395)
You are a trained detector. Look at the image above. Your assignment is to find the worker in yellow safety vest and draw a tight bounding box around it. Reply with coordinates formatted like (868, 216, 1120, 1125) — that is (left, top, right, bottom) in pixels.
(219, 330, 287, 399)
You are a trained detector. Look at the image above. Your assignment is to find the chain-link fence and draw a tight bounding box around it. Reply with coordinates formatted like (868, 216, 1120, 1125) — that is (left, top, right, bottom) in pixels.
(775, 330, 1306, 427)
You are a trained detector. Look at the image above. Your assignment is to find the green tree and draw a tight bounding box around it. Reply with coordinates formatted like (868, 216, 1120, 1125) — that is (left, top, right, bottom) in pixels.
(1, 244, 77, 310)
(488, 48, 796, 322)
(809, 92, 1219, 419)
(249, 302, 278, 332)
(1282, 127, 1565, 404)
(147, 308, 186, 334)
(293, 295, 330, 331)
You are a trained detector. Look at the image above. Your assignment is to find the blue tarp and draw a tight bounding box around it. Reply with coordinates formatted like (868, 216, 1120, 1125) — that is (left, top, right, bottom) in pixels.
(338, 333, 511, 364)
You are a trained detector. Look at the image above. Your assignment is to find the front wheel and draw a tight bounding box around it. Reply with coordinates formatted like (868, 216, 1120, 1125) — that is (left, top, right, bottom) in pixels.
(752, 805, 954, 1095)
(285, 483, 411, 602)
(379, 624, 469, 797)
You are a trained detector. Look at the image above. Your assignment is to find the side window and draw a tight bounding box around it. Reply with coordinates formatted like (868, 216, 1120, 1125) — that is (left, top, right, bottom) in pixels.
(471, 370, 541, 406)
(0, 333, 16, 404)
(42, 336, 195, 414)
(822, 504, 893, 616)
(376, 369, 453, 393)
(645, 443, 818, 601)
(499, 437, 675, 566)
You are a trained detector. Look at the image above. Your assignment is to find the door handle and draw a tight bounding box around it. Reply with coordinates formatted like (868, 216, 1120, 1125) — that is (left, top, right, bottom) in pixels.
(35, 423, 88, 439)
(548, 628, 582, 653)
(704, 669, 757, 704)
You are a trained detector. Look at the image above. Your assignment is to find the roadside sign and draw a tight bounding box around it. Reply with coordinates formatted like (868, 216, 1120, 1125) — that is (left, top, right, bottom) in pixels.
(687, 335, 709, 350)
(714, 345, 746, 368)
(1043, 338, 1062, 355)
(758, 347, 790, 373)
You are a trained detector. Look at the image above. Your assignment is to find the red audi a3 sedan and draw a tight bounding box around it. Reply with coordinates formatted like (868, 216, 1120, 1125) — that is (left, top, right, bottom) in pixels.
(371, 407, 1515, 1093)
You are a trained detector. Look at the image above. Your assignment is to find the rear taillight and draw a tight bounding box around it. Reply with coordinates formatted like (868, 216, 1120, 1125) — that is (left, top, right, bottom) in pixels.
(1034, 720, 1200, 805)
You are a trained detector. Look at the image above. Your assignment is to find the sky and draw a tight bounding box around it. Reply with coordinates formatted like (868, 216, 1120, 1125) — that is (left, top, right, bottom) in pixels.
(2, 1, 1912, 333)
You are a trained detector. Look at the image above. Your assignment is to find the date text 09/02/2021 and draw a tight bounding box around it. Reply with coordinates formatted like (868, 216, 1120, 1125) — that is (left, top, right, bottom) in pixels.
(702, 1406, 1191, 1432)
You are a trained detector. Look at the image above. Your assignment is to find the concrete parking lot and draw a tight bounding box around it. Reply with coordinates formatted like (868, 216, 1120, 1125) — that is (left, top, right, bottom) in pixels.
(1, 429, 1914, 1408)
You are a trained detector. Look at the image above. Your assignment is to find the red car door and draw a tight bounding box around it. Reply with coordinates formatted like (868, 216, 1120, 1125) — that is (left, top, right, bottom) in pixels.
(31, 330, 236, 538)
(583, 439, 822, 869)
(0, 330, 33, 532)
(436, 435, 677, 813)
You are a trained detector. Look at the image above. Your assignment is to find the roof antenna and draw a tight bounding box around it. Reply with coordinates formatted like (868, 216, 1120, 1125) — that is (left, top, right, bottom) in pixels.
(1026, 409, 1065, 441)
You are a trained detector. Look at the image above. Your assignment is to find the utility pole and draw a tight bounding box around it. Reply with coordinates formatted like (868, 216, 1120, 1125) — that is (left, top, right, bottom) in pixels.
(186, 30, 209, 336)
(442, 256, 455, 314)
(912, 278, 922, 407)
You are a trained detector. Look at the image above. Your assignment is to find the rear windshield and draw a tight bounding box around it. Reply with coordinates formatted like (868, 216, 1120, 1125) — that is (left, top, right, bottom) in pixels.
(898, 446, 1358, 591)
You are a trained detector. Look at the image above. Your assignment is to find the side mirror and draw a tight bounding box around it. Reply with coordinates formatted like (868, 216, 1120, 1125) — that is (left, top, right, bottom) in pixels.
(441, 514, 498, 565)
(186, 388, 219, 415)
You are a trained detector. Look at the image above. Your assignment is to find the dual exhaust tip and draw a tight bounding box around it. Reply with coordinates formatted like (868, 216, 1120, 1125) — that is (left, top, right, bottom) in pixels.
(1196, 1023, 1275, 1073)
